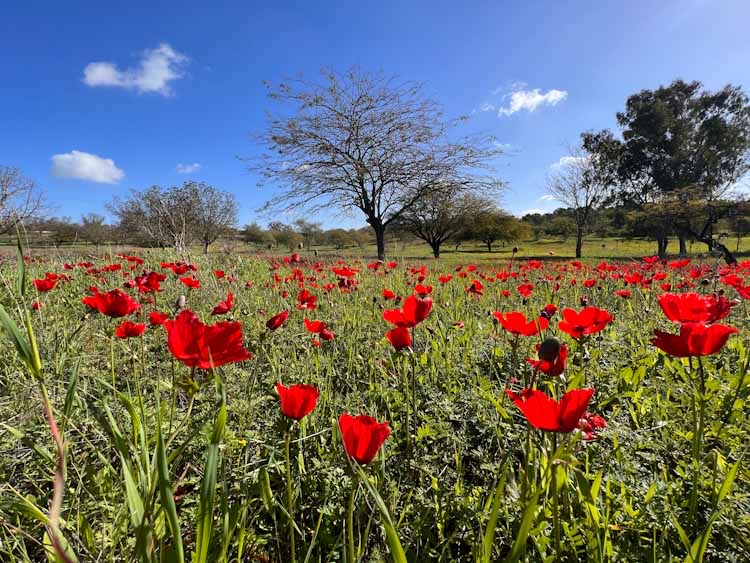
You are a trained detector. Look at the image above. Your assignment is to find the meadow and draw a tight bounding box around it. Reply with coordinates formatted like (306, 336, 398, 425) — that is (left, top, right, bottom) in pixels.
(0, 243, 749, 562)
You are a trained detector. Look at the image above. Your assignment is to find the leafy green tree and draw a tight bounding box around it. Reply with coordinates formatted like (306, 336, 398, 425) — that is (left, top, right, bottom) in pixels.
(80, 213, 111, 249)
(395, 192, 493, 258)
(465, 207, 528, 252)
(293, 219, 322, 248)
(583, 80, 750, 263)
(242, 222, 267, 245)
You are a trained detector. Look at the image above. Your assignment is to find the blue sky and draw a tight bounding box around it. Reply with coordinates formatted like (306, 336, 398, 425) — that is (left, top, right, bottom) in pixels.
(2, 0, 749, 228)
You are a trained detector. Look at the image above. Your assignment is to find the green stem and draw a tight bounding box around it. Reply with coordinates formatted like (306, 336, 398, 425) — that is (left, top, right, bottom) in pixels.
(403, 355, 411, 454)
(688, 357, 707, 528)
(551, 433, 562, 560)
(109, 333, 115, 393)
(346, 473, 359, 563)
(285, 430, 297, 563)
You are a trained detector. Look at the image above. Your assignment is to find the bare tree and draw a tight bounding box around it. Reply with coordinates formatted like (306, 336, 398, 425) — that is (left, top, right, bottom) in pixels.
(108, 181, 237, 252)
(251, 68, 502, 260)
(546, 148, 609, 258)
(0, 166, 45, 234)
(109, 186, 191, 250)
(190, 182, 239, 254)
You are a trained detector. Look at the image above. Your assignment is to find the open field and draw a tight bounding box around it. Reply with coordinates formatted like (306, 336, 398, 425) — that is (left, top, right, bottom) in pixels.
(0, 247, 749, 561)
(5, 235, 750, 264)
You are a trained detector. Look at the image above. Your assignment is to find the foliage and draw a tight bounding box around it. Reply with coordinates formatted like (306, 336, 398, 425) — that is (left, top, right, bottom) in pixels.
(582, 79, 750, 262)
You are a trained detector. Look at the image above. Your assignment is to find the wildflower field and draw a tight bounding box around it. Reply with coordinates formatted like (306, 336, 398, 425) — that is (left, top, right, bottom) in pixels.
(1, 247, 749, 562)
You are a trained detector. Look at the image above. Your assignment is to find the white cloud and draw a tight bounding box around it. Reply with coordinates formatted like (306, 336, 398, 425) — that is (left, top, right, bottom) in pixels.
(550, 155, 588, 169)
(498, 87, 568, 116)
(83, 43, 188, 96)
(176, 162, 201, 174)
(50, 151, 124, 184)
(538, 194, 558, 202)
(479, 102, 496, 112)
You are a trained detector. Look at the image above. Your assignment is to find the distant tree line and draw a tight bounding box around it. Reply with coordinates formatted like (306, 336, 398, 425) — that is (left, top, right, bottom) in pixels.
(520, 202, 750, 254)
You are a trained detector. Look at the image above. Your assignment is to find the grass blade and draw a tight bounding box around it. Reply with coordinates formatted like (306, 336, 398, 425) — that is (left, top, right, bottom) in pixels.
(194, 388, 227, 563)
(156, 421, 184, 563)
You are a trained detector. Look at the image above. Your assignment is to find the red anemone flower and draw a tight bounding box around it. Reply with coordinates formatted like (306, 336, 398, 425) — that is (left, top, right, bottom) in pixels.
(466, 280, 484, 297)
(386, 326, 412, 350)
(211, 292, 234, 315)
(506, 388, 594, 433)
(558, 307, 613, 339)
(180, 276, 201, 289)
(657, 292, 734, 324)
(541, 304, 558, 319)
(115, 320, 147, 339)
(651, 323, 738, 357)
(527, 342, 568, 377)
(83, 288, 141, 318)
(297, 289, 317, 310)
(34, 278, 57, 292)
(579, 412, 607, 440)
(614, 289, 632, 299)
(414, 284, 433, 297)
(304, 318, 335, 342)
(304, 319, 325, 333)
(493, 311, 548, 337)
(266, 310, 289, 331)
(338, 413, 391, 465)
(275, 382, 319, 420)
(149, 311, 169, 326)
(164, 310, 252, 369)
(383, 295, 432, 328)
(382, 289, 396, 300)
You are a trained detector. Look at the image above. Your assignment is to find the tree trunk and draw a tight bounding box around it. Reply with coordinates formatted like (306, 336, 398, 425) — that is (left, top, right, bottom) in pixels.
(575, 228, 583, 259)
(692, 231, 737, 265)
(486, 240, 492, 253)
(203, 240, 210, 254)
(369, 220, 386, 260)
(678, 235, 687, 256)
(657, 235, 669, 258)
(429, 241, 441, 258)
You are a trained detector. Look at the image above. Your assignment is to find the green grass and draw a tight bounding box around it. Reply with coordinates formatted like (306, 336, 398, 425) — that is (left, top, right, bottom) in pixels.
(0, 247, 748, 561)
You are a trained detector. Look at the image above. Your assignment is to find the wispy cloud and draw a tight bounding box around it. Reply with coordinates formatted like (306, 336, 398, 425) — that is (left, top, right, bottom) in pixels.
(176, 162, 201, 174)
(83, 43, 188, 96)
(50, 150, 124, 184)
(498, 87, 568, 116)
(550, 155, 588, 169)
(538, 194, 558, 202)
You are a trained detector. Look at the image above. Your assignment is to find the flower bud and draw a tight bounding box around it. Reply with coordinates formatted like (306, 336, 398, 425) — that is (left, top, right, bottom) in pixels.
(538, 336, 562, 362)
